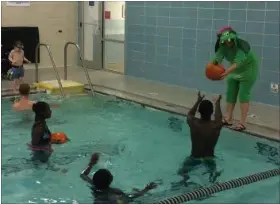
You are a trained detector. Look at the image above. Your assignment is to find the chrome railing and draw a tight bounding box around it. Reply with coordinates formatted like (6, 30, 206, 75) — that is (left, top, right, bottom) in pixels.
(64, 42, 95, 96)
(35, 43, 65, 98)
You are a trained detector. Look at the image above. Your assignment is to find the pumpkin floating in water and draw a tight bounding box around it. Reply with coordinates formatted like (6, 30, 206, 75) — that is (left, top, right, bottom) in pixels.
(51, 132, 69, 144)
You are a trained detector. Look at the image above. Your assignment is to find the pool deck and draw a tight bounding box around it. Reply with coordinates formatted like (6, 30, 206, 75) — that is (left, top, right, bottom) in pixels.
(1, 66, 279, 141)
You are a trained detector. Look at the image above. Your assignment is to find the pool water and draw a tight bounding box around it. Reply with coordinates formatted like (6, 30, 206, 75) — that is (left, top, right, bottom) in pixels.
(1, 94, 279, 203)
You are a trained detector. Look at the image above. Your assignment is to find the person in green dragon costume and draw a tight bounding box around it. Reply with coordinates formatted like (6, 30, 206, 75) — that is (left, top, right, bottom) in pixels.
(212, 26, 259, 131)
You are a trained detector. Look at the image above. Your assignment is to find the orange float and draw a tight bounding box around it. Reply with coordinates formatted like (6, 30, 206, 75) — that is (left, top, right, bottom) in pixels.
(51, 132, 69, 144)
(205, 63, 225, 80)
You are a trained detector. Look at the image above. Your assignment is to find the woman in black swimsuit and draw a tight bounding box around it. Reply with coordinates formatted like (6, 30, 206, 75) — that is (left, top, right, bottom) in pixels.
(29, 101, 53, 163)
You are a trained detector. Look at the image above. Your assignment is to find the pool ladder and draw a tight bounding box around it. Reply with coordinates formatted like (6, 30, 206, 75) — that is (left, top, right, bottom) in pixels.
(64, 42, 95, 97)
(35, 43, 66, 98)
(35, 42, 95, 98)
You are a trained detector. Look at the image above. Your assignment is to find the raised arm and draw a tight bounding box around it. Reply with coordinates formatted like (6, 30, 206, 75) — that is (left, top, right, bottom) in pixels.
(80, 153, 99, 185)
(214, 95, 223, 125)
(187, 91, 204, 123)
(187, 100, 201, 119)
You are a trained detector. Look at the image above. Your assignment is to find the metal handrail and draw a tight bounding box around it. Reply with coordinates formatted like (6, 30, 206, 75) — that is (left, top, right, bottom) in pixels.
(64, 42, 95, 96)
(35, 43, 65, 98)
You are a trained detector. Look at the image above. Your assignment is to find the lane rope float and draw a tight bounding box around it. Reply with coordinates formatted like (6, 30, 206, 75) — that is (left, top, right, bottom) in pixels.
(155, 168, 280, 204)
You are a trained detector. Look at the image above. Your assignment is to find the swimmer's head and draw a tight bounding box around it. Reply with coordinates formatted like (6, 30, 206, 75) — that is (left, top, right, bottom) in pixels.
(19, 83, 30, 96)
(32, 101, 52, 119)
(92, 169, 113, 190)
(198, 100, 213, 120)
(14, 41, 23, 51)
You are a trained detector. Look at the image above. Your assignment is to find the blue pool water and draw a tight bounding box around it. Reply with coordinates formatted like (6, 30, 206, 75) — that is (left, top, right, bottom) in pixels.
(1, 94, 279, 203)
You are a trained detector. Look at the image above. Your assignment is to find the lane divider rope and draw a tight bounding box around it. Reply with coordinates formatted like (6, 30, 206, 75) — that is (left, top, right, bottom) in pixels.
(155, 168, 280, 204)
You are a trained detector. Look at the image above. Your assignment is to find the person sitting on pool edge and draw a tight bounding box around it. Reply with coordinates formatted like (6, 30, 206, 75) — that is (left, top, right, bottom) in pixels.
(80, 153, 159, 204)
(28, 101, 53, 163)
(178, 91, 223, 183)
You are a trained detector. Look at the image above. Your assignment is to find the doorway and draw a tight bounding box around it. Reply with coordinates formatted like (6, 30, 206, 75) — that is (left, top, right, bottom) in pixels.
(78, 1, 125, 73)
(102, 1, 125, 73)
(78, 1, 102, 69)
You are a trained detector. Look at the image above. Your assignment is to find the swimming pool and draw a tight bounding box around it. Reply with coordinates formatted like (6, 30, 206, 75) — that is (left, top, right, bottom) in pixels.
(1, 93, 279, 203)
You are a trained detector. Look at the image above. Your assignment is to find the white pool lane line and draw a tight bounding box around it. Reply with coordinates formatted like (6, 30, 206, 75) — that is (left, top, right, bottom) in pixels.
(155, 168, 280, 204)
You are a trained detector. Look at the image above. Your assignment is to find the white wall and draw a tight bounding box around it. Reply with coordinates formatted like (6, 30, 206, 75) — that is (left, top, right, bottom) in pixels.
(2, 1, 77, 67)
(82, 1, 125, 67)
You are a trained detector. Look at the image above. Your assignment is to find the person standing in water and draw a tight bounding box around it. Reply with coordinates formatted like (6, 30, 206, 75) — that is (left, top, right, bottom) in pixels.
(12, 83, 60, 113)
(80, 153, 158, 204)
(29, 101, 53, 163)
(177, 91, 223, 183)
(12, 83, 34, 111)
(212, 26, 259, 131)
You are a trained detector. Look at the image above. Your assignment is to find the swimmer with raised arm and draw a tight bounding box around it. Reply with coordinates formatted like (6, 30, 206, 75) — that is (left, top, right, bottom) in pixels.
(80, 153, 158, 204)
(178, 91, 223, 183)
(29, 101, 53, 163)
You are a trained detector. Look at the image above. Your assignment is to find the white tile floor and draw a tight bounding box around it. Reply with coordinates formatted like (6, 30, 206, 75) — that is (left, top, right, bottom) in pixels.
(2, 66, 279, 141)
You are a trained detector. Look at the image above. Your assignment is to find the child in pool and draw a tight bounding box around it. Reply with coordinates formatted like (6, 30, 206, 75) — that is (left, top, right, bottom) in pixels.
(29, 101, 53, 163)
(12, 83, 35, 112)
(12, 83, 60, 112)
(177, 92, 223, 183)
(80, 153, 158, 204)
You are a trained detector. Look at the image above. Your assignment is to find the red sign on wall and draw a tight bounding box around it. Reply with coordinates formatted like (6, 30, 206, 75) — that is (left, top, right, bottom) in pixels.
(104, 11, 111, 19)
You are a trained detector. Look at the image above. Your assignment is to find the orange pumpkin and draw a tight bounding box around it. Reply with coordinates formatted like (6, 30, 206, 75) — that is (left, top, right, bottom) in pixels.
(51, 132, 69, 144)
(205, 63, 225, 80)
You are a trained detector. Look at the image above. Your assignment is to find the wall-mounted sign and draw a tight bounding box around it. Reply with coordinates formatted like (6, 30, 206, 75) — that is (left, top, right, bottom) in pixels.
(104, 10, 111, 20)
(6, 1, 30, 6)
(89, 1, 94, 7)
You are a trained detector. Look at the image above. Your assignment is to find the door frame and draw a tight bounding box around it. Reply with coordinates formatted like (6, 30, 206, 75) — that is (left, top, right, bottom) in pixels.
(101, 1, 125, 73)
(78, 1, 103, 69)
(78, 1, 125, 71)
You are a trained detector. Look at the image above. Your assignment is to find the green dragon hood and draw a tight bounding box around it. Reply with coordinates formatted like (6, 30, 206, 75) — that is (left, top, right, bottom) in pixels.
(215, 26, 251, 53)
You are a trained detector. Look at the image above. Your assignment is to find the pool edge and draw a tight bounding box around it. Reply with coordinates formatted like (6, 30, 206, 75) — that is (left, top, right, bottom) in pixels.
(85, 85, 280, 143)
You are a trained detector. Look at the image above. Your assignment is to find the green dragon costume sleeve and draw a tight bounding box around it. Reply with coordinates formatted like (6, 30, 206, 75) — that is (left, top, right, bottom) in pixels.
(212, 26, 259, 104)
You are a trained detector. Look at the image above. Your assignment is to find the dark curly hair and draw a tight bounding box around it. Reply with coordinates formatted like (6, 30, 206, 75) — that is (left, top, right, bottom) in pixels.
(92, 169, 113, 190)
(198, 100, 214, 120)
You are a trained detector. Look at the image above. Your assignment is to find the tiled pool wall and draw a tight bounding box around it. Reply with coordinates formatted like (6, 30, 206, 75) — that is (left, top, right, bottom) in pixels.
(125, 1, 280, 106)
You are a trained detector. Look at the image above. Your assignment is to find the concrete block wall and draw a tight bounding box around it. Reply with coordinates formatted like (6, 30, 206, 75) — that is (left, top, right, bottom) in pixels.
(125, 1, 279, 106)
(2, 1, 78, 68)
